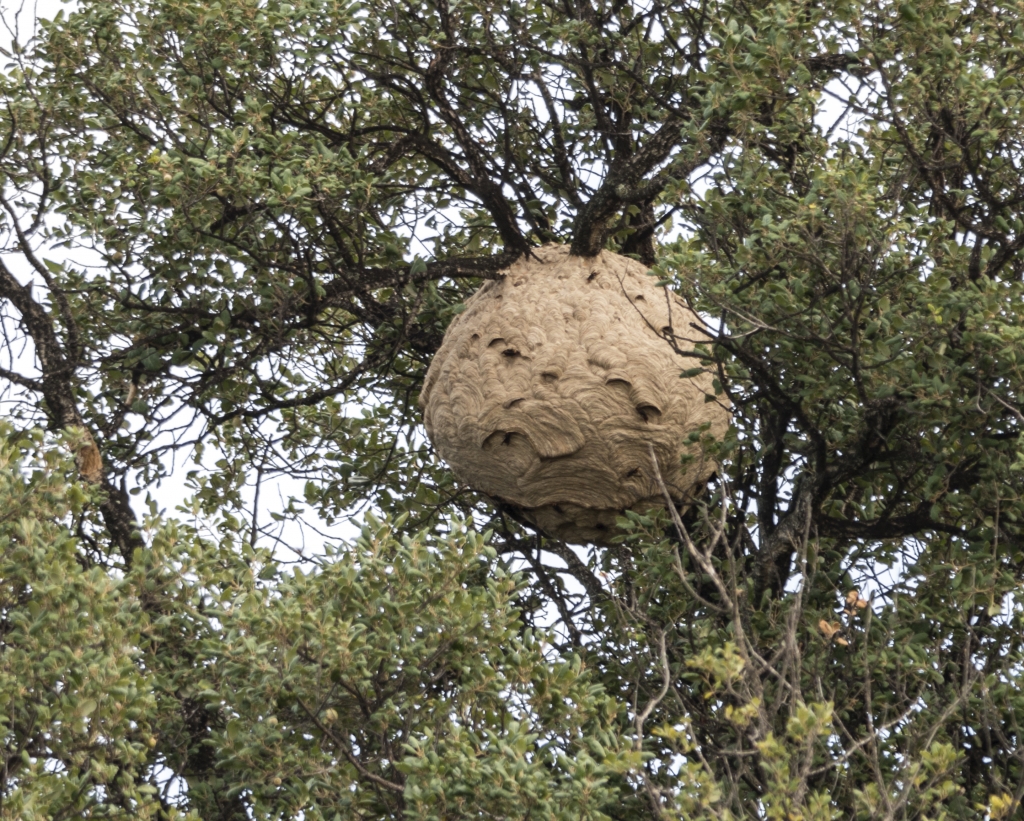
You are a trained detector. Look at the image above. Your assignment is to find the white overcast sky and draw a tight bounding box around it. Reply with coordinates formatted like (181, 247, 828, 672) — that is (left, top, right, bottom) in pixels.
(1, 0, 70, 52)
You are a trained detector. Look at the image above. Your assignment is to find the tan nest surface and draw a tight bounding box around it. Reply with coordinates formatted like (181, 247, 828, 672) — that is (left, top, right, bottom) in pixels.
(420, 244, 730, 545)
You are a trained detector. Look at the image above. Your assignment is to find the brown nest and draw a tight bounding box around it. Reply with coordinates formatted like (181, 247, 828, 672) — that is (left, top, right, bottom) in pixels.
(421, 244, 730, 545)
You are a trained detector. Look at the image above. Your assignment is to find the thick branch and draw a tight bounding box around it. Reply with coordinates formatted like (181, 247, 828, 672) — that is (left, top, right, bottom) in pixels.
(0, 255, 143, 561)
(570, 119, 729, 257)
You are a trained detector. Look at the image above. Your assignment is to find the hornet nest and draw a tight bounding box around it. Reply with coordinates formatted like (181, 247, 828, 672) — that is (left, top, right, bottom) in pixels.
(420, 244, 730, 545)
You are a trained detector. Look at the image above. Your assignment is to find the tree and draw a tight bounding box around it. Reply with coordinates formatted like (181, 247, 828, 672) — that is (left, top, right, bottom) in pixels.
(1, 0, 1023, 816)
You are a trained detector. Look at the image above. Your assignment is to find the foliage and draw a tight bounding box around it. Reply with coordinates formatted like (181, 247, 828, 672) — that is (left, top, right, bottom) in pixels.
(1, 0, 1024, 817)
(0, 427, 159, 819)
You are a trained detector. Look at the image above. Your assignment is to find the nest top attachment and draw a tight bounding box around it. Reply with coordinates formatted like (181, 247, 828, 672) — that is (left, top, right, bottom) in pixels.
(420, 244, 730, 545)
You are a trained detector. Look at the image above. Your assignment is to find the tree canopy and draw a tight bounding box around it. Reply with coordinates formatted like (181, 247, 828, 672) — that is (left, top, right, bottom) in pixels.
(1, 0, 1024, 817)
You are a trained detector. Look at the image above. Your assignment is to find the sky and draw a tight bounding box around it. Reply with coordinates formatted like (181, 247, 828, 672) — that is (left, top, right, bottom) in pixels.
(1, 0, 69, 52)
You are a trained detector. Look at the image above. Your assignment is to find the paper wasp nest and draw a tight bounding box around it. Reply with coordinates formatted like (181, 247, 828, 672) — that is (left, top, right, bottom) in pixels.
(420, 244, 729, 545)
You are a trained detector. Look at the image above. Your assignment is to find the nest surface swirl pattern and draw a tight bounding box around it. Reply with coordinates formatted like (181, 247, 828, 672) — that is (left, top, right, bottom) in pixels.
(421, 245, 730, 545)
